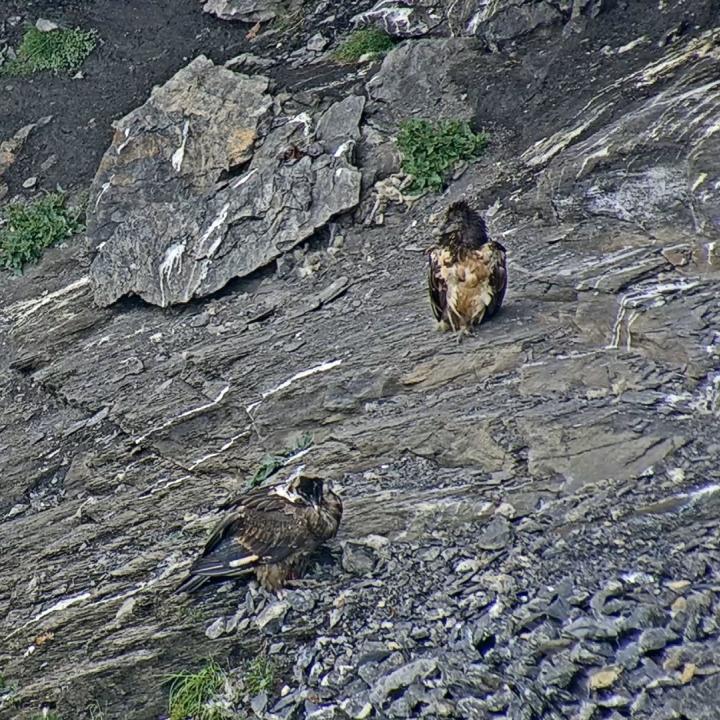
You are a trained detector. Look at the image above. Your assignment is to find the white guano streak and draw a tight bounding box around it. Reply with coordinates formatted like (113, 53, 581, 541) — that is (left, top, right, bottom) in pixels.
(171, 120, 190, 172)
(134, 384, 230, 444)
(246, 359, 343, 414)
(8, 276, 90, 324)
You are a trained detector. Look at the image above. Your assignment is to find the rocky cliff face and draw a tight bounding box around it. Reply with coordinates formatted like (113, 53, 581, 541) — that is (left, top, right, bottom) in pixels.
(2, 1, 720, 718)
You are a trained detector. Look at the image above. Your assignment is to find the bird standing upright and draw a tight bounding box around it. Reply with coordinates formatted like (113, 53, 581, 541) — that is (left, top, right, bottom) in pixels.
(427, 200, 507, 336)
(175, 470, 343, 594)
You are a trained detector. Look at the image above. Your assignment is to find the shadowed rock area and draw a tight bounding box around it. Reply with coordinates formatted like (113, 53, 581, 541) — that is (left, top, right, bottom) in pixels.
(2, 0, 720, 718)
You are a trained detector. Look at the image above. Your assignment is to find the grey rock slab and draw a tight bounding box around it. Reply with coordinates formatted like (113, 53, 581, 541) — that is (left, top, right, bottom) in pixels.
(351, 1, 443, 38)
(366, 39, 482, 132)
(87, 56, 361, 306)
(370, 657, 438, 706)
(468, 0, 563, 44)
(201, 0, 286, 22)
(316, 95, 365, 155)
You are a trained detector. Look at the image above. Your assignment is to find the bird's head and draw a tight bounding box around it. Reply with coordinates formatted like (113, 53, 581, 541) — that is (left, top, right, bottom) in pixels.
(431, 200, 489, 249)
(288, 471, 325, 509)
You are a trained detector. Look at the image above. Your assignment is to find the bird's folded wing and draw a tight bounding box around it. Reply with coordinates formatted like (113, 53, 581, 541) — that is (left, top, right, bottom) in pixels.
(189, 498, 306, 578)
(427, 251, 447, 321)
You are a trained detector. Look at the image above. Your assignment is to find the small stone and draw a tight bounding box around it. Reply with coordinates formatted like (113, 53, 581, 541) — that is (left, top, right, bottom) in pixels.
(679, 663, 697, 684)
(477, 516, 512, 550)
(671, 596, 687, 617)
(596, 693, 631, 708)
(340, 694, 373, 720)
(589, 666, 621, 690)
(22, 176, 37, 189)
(256, 600, 289, 631)
(341, 542, 377, 575)
(251, 691, 268, 716)
(370, 658, 438, 705)
(638, 628, 674, 653)
(306, 703, 337, 719)
(189, 312, 210, 327)
(307, 33, 329, 52)
(205, 617, 226, 639)
(35, 18, 59, 32)
(495, 502, 517, 519)
(114, 597, 136, 623)
(667, 580, 691, 592)
(40, 154, 57, 171)
(668, 467, 686, 483)
(454, 558, 481, 574)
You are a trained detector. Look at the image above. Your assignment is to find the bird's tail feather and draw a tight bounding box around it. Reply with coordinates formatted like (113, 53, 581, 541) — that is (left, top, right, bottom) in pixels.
(174, 574, 209, 595)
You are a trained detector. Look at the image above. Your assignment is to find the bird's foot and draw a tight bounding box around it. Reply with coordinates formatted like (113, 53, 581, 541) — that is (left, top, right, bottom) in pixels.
(455, 328, 473, 345)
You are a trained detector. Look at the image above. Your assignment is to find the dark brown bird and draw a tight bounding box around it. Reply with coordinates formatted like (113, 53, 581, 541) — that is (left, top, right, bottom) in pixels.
(427, 200, 507, 336)
(176, 471, 343, 594)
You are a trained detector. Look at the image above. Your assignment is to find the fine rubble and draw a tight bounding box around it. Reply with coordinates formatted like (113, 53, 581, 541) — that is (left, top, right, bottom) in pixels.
(1, 1, 720, 719)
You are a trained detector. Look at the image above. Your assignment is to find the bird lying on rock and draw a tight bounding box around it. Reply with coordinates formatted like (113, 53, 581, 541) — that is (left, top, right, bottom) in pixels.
(427, 200, 507, 337)
(175, 470, 343, 594)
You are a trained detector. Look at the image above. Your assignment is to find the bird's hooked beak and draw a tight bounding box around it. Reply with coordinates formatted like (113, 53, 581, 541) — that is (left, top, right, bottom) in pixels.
(285, 464, 306, 488)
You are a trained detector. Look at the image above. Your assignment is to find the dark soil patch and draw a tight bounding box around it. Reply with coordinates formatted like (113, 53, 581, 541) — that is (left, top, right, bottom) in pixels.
(0, 0, 252, 199)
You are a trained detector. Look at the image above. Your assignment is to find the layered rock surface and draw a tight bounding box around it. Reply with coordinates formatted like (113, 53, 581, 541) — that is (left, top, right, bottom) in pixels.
(2, 1, 720, 719)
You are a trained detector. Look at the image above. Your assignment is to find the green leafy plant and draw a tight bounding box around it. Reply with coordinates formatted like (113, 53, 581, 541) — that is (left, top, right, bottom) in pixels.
(245, 656, 275, 696)
(397, 119, 489, 192)
(333, 28, 394, 63)
(167, 661, 228, 720)
(0, 193, 85, 272)
(248, 433, 314, 488)
(3, 26, 97, 76)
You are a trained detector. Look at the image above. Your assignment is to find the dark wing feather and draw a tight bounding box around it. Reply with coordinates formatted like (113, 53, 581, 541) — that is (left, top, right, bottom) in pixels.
(427, 250, 447, 322)
(485, 241, 507, 320)
(176, 487, 313, 592)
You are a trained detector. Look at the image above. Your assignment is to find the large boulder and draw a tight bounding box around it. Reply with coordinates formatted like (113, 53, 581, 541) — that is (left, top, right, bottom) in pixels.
(87, 57, 363, 306)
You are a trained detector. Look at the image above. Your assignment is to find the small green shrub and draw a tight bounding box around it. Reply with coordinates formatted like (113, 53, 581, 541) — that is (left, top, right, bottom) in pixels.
(167, 661, 228, 720)
(397, 119, 489, 192)
(245, 656, 275, 696)
(248, 433, 314, 488)
(0, 193, 85, 272)
(334, 28, 394, 63)
(3, 26, 96, 76)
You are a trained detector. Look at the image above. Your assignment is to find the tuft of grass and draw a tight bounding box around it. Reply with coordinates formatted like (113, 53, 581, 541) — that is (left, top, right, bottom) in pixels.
(248, 433, 314, 488)
(0, 193, 85, 273)
(3, 26, 96, 76)
(245, 656, 275, 696)
(333, 27, 394, 63)
(397, 119, 489, 192)
(167, 661, 228, 720)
